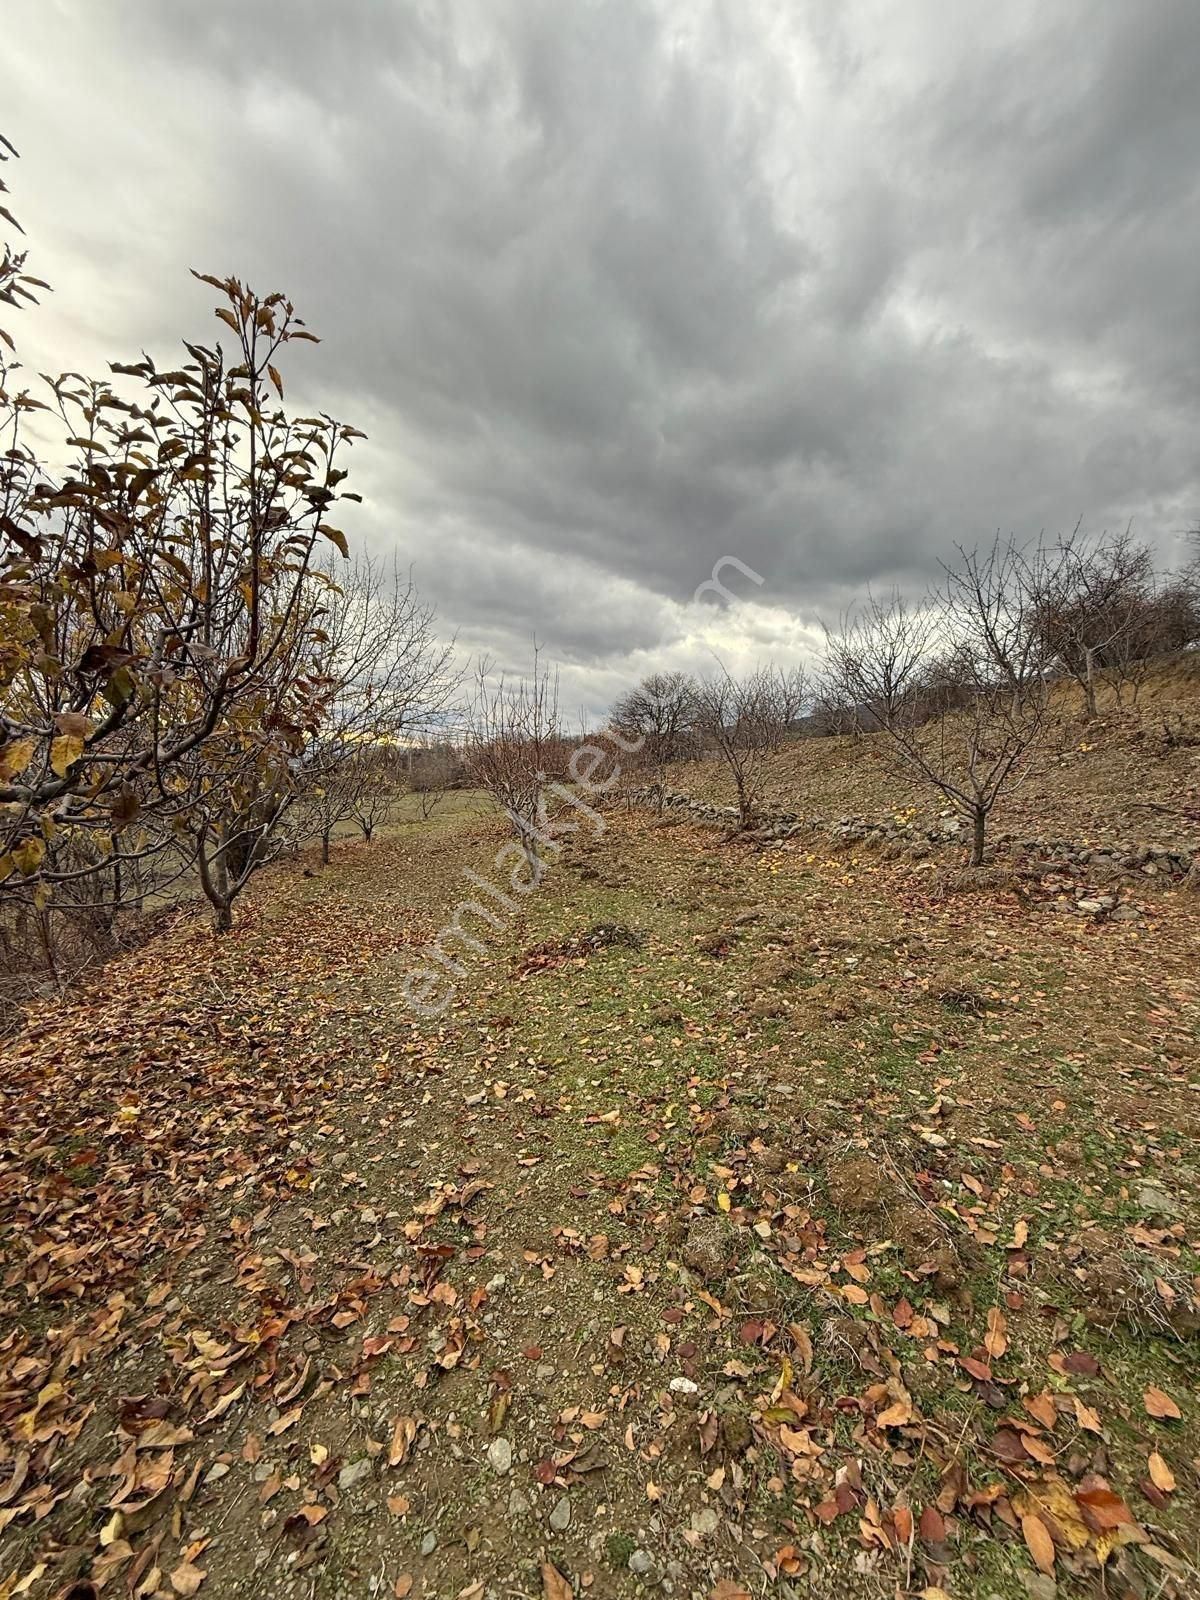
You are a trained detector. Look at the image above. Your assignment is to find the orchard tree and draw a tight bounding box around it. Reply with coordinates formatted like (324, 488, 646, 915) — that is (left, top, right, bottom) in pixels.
(408, 741, 460, 821)
(1028, 530, 1157, 717)
(609, 671, 698, 809)
(0, 145, 374, 933)
(463, 650, 562, 882)
(691, 665, 793, 831)
(297, 554, 456, 864)
(825, 541, 1052, 865)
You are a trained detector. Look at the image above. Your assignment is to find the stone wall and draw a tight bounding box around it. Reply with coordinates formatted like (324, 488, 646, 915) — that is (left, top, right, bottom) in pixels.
(623, 784, 1199, 889)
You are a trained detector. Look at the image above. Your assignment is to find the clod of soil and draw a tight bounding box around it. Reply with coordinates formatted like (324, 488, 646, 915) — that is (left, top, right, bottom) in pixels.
(825, 1155, 890, 1214)
(682, 1214, 739, 1281)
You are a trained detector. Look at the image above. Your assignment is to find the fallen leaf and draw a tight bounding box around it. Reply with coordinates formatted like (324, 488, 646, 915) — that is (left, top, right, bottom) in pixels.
(918, 1505, 946, 1544)
(541, 1562, 572, 1600)
(1076, 1485, 1134, 1532)
(1021, 1513, 1056, 1575)
(1144, 1386, 1181, 1421)
(389, 1414, 418, 1467)
(1023, 1392, 1058, 1431)
(984, 1306, 1008, 1359)
(1074, 1397, 1103, 1435)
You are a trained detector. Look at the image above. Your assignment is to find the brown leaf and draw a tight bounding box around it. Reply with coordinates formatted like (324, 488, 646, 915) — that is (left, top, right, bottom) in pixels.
(787, 1322, 814, 1374)
(1073, 1396, 1103, 1435)
(1021, 1513, 1056, 1574)
(1143, 1386, 1181, 1420)
(1148, 1452, 1175, 1494)
(541, 1562, 572, 1600)
(710, 1583, 752, 1600)
(1055, 1350, 1100, 1376)
(170, 1562, 206, 1597)
(389, 1415, 417, 1467)
(918, 1505, 946, 1544)
(394, 1578, 414, 1600)
(1023, 1392, 1058, 1431)
(1076, 1485, 1133, 1532)
(984, 1306, 1008, 1359)
(991, 1427, 1029, 1464)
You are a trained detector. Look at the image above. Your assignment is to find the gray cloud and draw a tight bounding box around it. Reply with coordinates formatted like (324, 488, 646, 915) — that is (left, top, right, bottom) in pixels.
(7, 0, 1199, 715)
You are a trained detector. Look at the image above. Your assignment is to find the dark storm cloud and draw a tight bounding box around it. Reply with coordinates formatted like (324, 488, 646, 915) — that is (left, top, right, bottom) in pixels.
(7, 0, 1200, 712)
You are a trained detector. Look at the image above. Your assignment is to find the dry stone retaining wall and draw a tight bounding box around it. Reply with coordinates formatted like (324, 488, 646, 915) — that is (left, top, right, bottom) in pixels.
(623, 784, 1199, 890)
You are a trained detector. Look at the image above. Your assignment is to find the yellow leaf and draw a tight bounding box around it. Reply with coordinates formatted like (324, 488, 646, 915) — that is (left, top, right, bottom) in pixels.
(1014, 1479, 1089, 1552)
(0, 737, 35, 780)
(716, 1191, 731, 1213)
(10, 835, 44, 876)
(389, 1414, 417, 1467)
(50, 733, 84, 776)
(170, 1561, 206, 1597)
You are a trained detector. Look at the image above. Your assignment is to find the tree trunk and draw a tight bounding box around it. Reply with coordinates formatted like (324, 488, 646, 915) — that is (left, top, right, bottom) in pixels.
(321, 831, 331, 865)
(734, 773, 751, 830)
(970, 807, 986, 867)
(197, 831, 235, 933)
(523, 838, 544, 888)
(1083, 649, 1098, 718)
(362, 820, 374, 842)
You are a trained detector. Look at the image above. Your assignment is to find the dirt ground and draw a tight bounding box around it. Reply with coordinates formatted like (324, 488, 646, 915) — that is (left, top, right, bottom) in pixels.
(1, 720, 1198, 1600)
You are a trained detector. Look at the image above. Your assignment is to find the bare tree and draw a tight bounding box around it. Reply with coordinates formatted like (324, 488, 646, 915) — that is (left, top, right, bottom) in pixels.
(825, 546, 1051, 866)
(1028, 529, 1156, 717)
(296, 554, 456, 865)
(609, 671, 698, 810)
(1105, 569, 1200, 705)
(409, 741, 460, 820)
(773, 665, 811, 731)
(350, 745, 405, 840)
(691, 665, 790, 831)
(462, 650, 563, 882)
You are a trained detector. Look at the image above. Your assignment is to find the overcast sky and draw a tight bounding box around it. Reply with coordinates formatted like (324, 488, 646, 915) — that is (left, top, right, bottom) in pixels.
(8, 1, 1200, 716)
